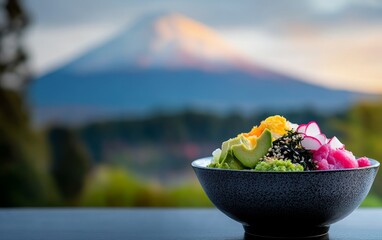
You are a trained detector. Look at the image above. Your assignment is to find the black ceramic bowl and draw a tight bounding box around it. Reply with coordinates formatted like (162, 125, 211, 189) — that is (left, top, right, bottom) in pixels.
(192, 157, 379, 239)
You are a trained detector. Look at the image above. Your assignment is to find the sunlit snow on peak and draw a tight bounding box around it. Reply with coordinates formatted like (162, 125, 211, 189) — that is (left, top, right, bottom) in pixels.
(71, 13, 258, 73)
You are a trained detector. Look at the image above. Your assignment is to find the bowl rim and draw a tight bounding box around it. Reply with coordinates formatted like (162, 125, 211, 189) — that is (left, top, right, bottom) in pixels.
(191, 157, 380, 173)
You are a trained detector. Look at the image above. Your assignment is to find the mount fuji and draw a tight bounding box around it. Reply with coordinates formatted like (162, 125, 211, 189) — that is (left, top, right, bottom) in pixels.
(29, 13, 370, 124)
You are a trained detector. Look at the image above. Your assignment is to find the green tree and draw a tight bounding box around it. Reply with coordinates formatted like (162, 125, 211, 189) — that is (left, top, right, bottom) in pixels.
(48, 127, 91, 205)
(0, 0, 59, 206)
(341, 101, 382, 199)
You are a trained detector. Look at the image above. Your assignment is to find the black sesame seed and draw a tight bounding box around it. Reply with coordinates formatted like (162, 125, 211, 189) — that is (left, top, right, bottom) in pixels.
(266, 130, 315, 170)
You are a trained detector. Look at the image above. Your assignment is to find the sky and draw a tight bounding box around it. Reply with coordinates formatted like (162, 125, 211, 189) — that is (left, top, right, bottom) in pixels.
(24, 0, 382, 93)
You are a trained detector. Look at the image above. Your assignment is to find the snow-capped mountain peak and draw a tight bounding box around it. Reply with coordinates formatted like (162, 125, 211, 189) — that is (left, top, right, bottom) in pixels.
(71, 13, 257, 73)
(31, 13, 372, 124)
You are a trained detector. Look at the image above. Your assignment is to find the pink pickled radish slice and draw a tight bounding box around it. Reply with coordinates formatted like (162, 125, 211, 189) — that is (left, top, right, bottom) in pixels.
(328, 136, 344, 149)
(301, 136, 322, 150)
(331, 149, 358, 168)
(305, 121, 321, 136)
(357, 157, 371, 167)
(297, 124, 307, 134)
(315, 134, 328, 145)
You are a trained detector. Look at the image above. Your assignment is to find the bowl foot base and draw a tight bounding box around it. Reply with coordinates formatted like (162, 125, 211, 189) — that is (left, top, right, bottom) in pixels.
(243, 225, 329, 239)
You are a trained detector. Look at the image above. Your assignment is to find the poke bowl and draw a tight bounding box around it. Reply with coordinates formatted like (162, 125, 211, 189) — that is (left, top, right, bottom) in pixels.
(191, 116, 380, 238)
(192, 157, 379, 238)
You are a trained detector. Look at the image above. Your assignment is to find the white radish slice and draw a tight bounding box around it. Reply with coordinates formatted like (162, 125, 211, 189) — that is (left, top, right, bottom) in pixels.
(315, 134, 328, 145)
(328, 136, 344, 149)
(301, 136, 322, 150)
(288, 122, 299, 131)
(297, 124, 307, 134)
(305, 121, 321, 136)
(212, 148, 222, 163)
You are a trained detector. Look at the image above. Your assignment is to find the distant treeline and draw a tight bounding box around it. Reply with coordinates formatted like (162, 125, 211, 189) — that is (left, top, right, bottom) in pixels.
(46, 102, 382, 207)
(74, 108, 344, 162)
(3, 100, 382, 207)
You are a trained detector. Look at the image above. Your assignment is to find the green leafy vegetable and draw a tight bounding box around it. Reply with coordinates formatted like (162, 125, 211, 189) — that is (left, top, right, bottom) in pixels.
(254, 158, 304, 172)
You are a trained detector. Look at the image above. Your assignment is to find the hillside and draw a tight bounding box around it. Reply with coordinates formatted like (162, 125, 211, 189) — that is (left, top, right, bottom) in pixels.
(29, 13, 372, 124)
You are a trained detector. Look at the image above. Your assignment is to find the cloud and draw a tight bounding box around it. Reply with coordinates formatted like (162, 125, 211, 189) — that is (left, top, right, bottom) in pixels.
(24, 0, 382, 92)
(26, 23, 123, 75)
(310, 0, 382, 14)
(221, 25, 382, 93)
(25, 0, 382, 28)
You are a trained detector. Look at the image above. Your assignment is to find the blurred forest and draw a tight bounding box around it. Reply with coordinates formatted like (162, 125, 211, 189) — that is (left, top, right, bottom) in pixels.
(0, 0, 59, 206)
(1, 0, 382, 207)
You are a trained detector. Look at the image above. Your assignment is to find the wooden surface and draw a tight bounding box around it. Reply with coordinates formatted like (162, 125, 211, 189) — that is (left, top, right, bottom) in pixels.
(0, 208, 381, 240)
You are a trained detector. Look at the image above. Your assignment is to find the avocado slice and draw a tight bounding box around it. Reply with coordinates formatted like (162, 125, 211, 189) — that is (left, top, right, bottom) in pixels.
(231, 129, 272, 168)
(221, 154, 245, 170)
(219, 136, 242, 164)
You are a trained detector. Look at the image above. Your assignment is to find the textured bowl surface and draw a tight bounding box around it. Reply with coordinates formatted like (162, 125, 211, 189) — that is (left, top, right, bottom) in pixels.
(192, 157, 379, 238)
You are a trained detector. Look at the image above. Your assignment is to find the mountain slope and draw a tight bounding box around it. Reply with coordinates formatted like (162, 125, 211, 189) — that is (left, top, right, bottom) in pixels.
(29, 13, 372, 124)
(68, 13, 259, 74)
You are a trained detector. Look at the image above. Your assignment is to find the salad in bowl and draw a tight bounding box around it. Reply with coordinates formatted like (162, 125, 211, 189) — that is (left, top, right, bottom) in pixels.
(192, 115, 379, 238)
(208, 115, 371, 172)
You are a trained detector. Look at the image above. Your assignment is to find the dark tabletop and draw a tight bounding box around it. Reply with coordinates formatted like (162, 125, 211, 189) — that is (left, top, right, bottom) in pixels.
(0, 208, 381, 240)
